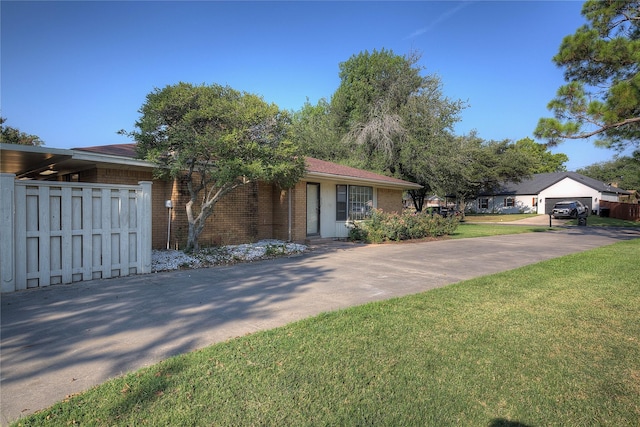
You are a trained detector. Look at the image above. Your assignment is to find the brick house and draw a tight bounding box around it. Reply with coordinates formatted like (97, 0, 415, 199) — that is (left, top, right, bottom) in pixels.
(2, 143, 421, 249)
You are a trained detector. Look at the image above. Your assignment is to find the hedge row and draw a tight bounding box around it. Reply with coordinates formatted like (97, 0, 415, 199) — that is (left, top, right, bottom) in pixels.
(348, 209, 460, 243)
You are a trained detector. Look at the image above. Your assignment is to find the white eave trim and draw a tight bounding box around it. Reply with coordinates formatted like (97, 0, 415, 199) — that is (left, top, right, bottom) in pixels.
(0, 142, 72, 157)
(306, 171, 422, 190)
(71, 150, 155, 168)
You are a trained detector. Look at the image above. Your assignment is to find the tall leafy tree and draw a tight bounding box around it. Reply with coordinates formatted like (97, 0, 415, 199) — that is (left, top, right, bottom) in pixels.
(123, 82, 305, 252)
(398, 80, 466, 211)
(513, 137, 568, 173)
(290, 98, 347, 162)
(329, 49, 468, 210)
(535, 0, 640, 151)
(331, 49, 455, 173)
(438, 134, 534, 213)
(0, 117, 44, 146)
(577, 150, 640, 190)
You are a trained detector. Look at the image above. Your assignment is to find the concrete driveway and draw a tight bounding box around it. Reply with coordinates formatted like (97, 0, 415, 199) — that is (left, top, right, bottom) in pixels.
(2, 226, 638, 425)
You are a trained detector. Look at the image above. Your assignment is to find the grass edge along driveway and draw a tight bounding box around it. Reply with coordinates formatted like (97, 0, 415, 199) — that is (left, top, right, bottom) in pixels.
(13, 240, 640, 427)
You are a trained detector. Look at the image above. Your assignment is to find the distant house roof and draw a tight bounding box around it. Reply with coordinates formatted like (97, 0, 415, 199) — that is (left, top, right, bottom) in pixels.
(75, 144, 421, 190)
(483, 172, 630, 196)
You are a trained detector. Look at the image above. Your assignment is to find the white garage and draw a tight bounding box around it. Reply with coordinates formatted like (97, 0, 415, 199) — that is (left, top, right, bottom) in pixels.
(471, 172, 630, 215)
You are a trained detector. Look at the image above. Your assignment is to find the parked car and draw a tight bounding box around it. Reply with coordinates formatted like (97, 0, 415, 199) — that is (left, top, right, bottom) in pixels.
(551, 200, 588, 219)
(436, 207, 461, 217)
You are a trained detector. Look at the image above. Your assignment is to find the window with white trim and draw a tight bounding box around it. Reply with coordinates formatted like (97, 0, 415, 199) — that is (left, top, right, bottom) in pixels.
(504, 197, 515, 208)
(479, 198, 489, 209)
(336, 185, 373, 220)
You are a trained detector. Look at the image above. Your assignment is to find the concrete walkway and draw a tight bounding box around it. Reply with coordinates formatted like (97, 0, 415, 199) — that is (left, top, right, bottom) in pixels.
(2, 225, 639, 425)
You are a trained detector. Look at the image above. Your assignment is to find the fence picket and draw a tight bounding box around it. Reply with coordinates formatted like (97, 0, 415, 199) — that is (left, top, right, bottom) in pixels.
(600, 200, 640, 221)
(14, 183, 27, 290)
(38, 186, 51, 288)
(2, 178, 152, 292)
(61, 187, 73, 284)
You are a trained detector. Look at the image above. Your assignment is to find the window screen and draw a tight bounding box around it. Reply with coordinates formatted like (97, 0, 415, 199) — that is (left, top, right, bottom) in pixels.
(336, 185, 347, 221)
(336, 185, 373, 221)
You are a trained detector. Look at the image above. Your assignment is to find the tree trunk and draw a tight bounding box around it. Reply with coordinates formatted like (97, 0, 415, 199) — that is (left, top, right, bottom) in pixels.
(183, 181, 239, 253)
(185, 200, 200, 252)
(408, 188, 427, 212)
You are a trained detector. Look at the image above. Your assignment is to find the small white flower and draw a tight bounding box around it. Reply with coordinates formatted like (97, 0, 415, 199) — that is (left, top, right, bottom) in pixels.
(151, 240, 307, 272)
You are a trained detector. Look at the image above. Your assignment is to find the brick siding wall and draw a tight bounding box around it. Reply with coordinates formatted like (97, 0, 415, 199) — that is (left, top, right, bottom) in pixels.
(377, 188, 404, 213)
(91, 167, 153, 185)
(76, 166, 408, 248)
(84, 167, 288, 249)
(156, 178, 309, 249)
(270, 186, 292, 242)
(291, 182, 307, 242)
(167, 181, 261, 249)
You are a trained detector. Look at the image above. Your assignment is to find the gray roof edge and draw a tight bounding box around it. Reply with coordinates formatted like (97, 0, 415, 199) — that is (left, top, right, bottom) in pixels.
(306, 171, 422, 190)
(1, 142, 72, 157)
(563, 171, 631, 195)
(480, 172, 631, 196)
(71, 149, 155, 168)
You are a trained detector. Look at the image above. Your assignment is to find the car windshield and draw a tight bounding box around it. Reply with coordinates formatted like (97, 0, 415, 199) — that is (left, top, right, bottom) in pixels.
(554, 203, 572, 209)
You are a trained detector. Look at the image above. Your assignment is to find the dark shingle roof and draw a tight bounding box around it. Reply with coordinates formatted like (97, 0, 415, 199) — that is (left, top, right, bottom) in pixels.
(484, 172, 630, 196)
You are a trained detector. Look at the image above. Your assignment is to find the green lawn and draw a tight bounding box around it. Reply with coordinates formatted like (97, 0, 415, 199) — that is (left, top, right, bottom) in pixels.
(464, 213, 539, 222)
(14, 239, 640, 426)
(464, 213, 640, 228)
(452, 222, 552, 238)
(567, 215, 640, 227)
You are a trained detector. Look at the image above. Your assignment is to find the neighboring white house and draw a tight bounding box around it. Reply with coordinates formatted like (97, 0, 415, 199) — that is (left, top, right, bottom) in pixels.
(470, 172, 631, 215)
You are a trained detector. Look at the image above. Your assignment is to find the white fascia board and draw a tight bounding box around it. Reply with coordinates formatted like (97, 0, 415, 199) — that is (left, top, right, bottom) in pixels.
(305, 171, 422, 190)
(0, 142, 72, 157)
(71, 150, 155, 168)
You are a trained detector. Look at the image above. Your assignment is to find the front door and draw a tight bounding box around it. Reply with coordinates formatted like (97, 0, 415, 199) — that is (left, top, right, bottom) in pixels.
(306, 183, 320, 236)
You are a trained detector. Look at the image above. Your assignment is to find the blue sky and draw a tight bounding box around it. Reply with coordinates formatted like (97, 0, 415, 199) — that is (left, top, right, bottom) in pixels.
(1, 1, 628, 171)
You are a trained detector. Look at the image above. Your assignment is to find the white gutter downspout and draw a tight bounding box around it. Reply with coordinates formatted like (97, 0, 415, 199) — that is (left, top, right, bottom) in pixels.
(288, 188, 292, 242)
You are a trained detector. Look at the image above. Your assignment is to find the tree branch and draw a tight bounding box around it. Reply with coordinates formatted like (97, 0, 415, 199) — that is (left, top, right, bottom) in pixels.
(562, 116, 640, 139)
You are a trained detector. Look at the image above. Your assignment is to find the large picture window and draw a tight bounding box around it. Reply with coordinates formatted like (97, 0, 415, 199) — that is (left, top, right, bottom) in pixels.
(336, 185, 373, 221)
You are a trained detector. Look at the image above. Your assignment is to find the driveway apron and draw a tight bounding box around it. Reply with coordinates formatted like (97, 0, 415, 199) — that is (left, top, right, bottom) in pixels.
(2, 226, 639, 425)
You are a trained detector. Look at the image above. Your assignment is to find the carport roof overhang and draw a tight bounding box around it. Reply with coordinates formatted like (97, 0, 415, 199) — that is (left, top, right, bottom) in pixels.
(0, 143, 154, 180)
(1, 143, 422, 190)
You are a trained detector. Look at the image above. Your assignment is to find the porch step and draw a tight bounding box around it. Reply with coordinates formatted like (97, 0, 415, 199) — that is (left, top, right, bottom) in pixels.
(304, 237, 340, 245)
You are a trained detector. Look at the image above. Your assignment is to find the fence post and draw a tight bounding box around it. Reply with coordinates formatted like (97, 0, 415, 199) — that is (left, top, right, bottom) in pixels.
(139, 181, 153, 274)
(0, 174, 16, 292)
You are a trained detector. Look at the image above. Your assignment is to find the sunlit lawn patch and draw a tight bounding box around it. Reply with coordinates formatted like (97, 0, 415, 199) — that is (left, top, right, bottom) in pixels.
(464, 213, 539, 222)
(451, 223, 552, 238)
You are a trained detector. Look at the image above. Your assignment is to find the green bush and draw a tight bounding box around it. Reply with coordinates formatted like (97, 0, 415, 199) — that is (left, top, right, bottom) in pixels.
(349, 209, 460, 243)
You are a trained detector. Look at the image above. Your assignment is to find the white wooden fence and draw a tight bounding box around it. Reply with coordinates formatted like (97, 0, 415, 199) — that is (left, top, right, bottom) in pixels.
(0, 174, 152, 293)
